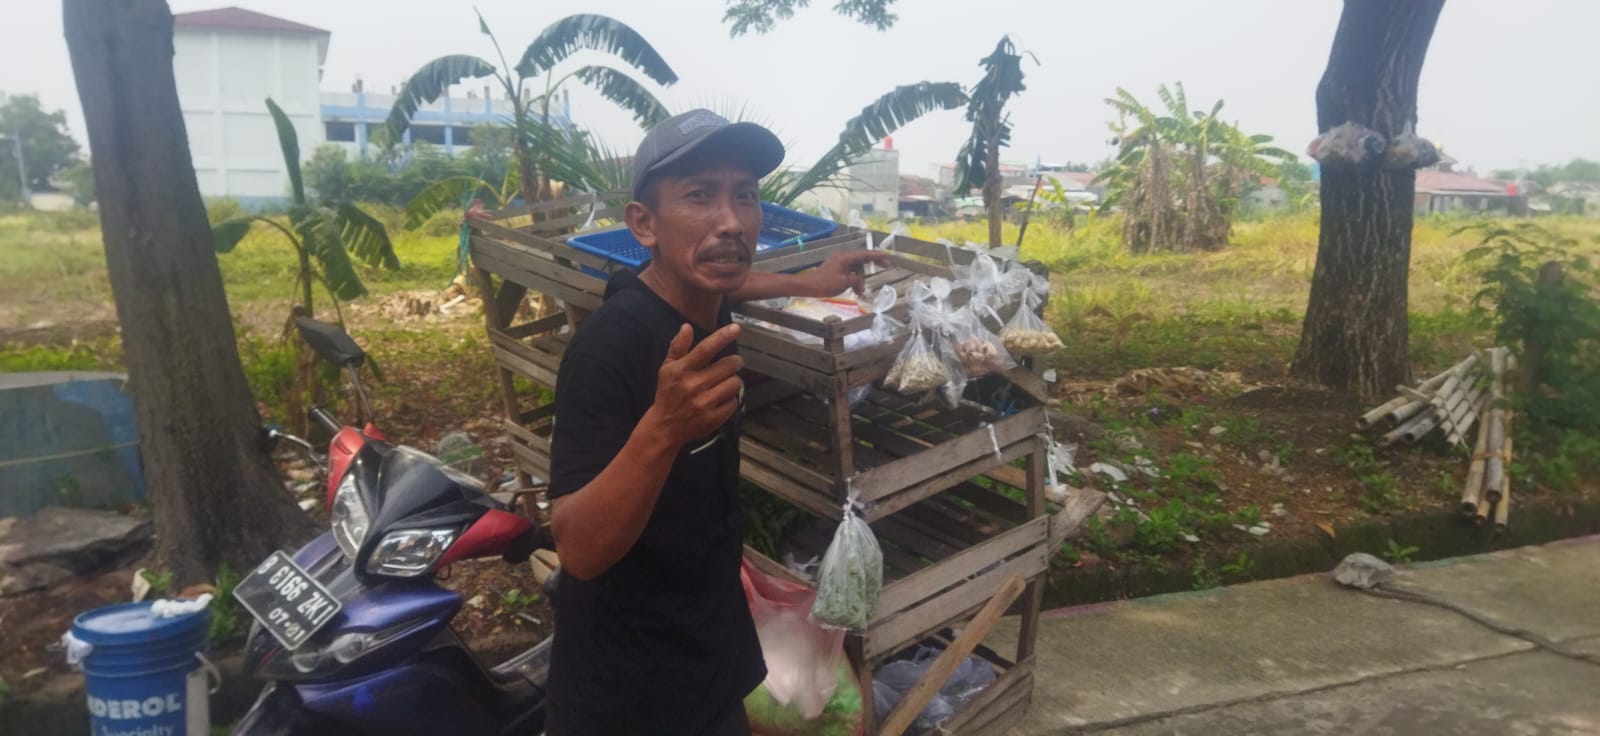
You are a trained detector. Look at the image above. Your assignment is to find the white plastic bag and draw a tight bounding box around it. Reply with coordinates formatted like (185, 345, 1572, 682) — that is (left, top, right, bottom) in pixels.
(810, 492, 883, 629)
(867, 285, 902, 345)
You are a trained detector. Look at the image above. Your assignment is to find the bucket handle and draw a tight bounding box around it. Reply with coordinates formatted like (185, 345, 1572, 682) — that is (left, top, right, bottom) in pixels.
(196, 652, 222, 695)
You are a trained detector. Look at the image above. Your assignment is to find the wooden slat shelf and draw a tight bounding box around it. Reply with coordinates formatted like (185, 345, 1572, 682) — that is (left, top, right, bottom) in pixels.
(738, 387, 1045, 522)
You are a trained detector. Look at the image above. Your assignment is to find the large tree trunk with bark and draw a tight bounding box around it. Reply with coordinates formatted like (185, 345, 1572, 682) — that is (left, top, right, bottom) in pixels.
(1291, 0, 1445, 398)
(65, 0, 314, 585)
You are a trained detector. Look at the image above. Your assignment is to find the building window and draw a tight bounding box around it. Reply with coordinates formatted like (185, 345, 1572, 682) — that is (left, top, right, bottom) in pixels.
(410, 125, 447, 145)
(450, 126, 475, 144)
(324, 121, 356, 143)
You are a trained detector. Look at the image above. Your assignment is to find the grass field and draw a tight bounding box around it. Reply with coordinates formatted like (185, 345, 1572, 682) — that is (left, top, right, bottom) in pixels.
(908, 212, 1600, 379)
(3, 204, 1597, 599)
(5, 206, 1598, 380)
(0, 205, 460, 331)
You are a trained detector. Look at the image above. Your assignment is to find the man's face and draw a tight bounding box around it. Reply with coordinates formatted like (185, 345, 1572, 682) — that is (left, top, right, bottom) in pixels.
(628, 161, 763, 295)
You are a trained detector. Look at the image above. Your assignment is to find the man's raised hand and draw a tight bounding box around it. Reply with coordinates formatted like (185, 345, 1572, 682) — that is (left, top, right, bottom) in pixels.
(647, 323, 743, 448)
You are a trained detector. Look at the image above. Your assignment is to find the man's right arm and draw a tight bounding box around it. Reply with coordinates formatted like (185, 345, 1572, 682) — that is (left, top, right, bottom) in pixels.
(549, 323, 743, 581)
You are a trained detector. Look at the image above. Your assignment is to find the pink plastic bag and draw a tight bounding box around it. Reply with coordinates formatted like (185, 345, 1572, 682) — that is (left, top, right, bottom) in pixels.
(742, 558, 847, 720)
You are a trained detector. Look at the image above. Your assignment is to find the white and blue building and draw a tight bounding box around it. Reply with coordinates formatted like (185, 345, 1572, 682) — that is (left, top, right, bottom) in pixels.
(171, 6, 567, 207)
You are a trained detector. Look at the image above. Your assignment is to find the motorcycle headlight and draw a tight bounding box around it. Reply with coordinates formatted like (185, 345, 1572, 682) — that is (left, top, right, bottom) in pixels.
(366, 528, 458, 577)
(329, 474, 369, 560)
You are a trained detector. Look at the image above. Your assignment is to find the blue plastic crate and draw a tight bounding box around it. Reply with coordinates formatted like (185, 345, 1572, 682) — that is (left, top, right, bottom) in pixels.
(757, 202, 837, 248)
(567, 203, 838, 278)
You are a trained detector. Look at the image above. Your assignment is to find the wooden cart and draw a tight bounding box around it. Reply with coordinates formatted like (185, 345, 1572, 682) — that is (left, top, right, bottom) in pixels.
(468, 193, 1055, 734)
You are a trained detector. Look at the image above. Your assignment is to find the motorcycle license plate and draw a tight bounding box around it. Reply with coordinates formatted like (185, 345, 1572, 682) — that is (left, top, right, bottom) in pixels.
(232, 551, 343, 650)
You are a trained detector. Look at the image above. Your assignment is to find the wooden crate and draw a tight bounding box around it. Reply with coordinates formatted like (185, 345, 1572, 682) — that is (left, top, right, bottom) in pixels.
(745, 490, 1046, 736)
(741, 382, 1046, 522)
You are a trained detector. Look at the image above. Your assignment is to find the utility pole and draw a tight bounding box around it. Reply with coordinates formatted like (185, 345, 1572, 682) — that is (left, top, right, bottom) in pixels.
(0, 93, 32, 205)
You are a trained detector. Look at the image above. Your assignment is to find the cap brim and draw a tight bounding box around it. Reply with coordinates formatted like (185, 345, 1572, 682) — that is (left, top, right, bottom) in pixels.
(635, 122, 785, 198)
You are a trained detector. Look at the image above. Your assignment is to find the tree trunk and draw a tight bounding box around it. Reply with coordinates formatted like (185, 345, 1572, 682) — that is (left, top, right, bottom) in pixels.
(64, 0, 314, 585)
(1291, 0, 1444, 399)
(984, 123, 1003, 247)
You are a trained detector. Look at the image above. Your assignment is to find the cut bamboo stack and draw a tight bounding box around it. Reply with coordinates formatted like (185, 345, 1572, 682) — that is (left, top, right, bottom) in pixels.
(1461, 348, 1514, 530)
(1357, 349, 1511, 448)
(1358, 347, 1517, 530)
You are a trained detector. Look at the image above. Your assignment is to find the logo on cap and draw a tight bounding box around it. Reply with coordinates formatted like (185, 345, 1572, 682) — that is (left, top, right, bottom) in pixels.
(677, 111, 729, 135)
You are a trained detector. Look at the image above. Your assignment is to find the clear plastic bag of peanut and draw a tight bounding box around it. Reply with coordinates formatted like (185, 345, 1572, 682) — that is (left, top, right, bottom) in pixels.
(883, 326, 946, 394)
(1000, 275, 1063, 355)
(951, 303, 1016, 377)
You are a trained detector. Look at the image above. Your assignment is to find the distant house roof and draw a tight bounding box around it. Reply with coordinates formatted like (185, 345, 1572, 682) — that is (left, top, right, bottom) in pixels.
(1053, 172, 1097, 189)
(1416, 169, 1507, 195)
(899, 175, 938, 198)
(173, 7, 328, 35)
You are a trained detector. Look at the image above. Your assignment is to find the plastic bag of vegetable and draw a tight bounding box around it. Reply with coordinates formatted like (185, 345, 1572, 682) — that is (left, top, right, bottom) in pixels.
(999, 274, 1063, 355)
(741, 557, 846, 721)
(809, 491, 882, 630)
(745, 660, 864, 736)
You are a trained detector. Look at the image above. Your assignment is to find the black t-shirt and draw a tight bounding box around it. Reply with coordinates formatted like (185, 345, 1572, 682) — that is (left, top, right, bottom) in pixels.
(545, 269, 765, 736)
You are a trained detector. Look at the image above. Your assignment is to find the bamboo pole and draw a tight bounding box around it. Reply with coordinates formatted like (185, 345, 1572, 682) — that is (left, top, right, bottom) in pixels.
(1432, 353, 1480, 407)
(1441, 384, 1486, 443)
(1386, 398, 1431, 425)
(1460, 396, 1492, 514)
(1359, 394, 1414, 429)
(1482, 348, 1508, 500)
(1446, 386, 1488, 445)
(1402, 412, 1443, 444)
(1495, 413, 1514, 532)
(1437, 373, 1481, 418)
(1383, 407, 1436, 446)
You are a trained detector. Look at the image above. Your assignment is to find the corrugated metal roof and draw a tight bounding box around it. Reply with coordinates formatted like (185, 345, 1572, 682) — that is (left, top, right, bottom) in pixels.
(173, 6, 327, 35)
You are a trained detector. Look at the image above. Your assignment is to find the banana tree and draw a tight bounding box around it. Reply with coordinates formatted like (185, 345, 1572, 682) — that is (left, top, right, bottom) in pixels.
(386, 11, 676, 207)
(765, 81, 968, 207)
(212, 99, 397, 319)
(954, 37, 1033, 247)
(211, 99, 397, 429)
(1097, 82, 1294, 252)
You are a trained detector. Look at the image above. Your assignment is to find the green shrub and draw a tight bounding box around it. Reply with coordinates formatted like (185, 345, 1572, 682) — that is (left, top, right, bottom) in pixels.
(1461, 221, 1600, 435)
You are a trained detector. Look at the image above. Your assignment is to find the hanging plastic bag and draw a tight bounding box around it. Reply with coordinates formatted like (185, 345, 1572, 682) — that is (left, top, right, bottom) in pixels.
(810, 491, 882, 630)
(925, 306, 969, 409)
(882, 325, 944, 395)
(741, 558, 846, 720)
(957, 252, 1004, 310)
(870, 645, 999, 733)
(745, 664, 865, 736)
(866, 286, 902, 344)
(951, 303, 1016, 378)
(1000, 274, 1063, 355)
(1307, 122, 1386, 168)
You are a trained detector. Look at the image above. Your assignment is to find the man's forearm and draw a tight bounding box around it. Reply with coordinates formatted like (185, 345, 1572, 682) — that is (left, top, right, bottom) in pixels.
(728, 270, 828, 303)
(548, 412, 679, 580)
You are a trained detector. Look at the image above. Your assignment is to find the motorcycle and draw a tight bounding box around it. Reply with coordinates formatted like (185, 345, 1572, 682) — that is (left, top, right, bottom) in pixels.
(231, 316, 554, 735)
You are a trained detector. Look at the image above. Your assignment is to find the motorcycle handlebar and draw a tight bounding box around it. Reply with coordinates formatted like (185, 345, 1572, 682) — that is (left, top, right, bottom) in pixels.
(308, 406, 341, 435)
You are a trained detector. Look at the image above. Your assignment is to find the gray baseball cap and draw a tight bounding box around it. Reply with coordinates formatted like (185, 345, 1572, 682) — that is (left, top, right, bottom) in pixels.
(631, 109, 785, 202)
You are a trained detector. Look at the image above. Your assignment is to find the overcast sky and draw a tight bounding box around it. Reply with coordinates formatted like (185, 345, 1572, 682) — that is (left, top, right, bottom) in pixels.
(4, 0, 1598, 178)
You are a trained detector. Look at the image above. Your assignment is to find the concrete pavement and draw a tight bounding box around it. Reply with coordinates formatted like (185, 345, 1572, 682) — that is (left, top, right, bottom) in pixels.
(999, 536, 1600, 735)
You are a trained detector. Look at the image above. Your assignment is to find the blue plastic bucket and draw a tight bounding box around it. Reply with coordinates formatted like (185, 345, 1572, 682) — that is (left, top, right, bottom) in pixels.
(73, 601, 210, 736)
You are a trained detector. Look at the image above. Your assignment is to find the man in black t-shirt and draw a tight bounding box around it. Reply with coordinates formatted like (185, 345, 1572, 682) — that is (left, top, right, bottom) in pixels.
(544, 110, 890, 736)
